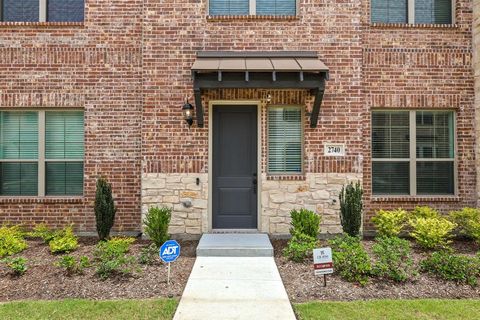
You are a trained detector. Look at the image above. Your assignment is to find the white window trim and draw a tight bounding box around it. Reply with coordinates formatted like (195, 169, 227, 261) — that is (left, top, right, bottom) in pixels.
(371, 110, 457, 197)
(373, 0, 455, 25)
(0, 109, 84, 197)
(207, 0, 298, 16)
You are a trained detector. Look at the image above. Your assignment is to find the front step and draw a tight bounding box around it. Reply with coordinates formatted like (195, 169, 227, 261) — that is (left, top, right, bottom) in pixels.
(196, 233, 274, 257)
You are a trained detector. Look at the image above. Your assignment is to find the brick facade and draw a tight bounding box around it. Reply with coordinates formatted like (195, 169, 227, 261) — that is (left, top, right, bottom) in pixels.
(0, 1, 476, 236)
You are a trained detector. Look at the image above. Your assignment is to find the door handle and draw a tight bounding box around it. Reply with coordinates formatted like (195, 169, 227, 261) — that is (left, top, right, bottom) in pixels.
(253, 177, 257, 194)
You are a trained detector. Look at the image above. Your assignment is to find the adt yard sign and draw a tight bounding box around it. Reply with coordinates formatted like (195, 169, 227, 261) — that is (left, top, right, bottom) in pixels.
(160, 240, 180, 263)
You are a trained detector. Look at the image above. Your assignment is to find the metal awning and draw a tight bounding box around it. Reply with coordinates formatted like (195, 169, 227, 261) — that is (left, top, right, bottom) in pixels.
(191, 52, 329, 128)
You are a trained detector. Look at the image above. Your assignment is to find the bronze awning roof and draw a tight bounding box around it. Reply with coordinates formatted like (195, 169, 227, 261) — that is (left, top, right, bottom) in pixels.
(191, 51, 329, 128)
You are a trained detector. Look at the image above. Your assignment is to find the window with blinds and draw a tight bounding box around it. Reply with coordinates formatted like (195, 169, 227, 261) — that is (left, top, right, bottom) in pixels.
(415, 0, 452, 24)
(209, 0, 296, 16)
(257, 0, 296, 16)
(0, 0, 85, 22)
(0, 110, 84, 197)
(47, 0, 84, 22)
(371, 0, 408, 24)
(268, 106, 302, 174)
(372, 110, 455, 196)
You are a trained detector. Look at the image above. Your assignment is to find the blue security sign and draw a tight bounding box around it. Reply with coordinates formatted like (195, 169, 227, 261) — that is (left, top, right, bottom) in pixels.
(159, 240, 181, 263)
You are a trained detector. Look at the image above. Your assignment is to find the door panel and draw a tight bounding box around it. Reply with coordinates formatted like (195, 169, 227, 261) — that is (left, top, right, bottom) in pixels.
(213, 105, 258, 229)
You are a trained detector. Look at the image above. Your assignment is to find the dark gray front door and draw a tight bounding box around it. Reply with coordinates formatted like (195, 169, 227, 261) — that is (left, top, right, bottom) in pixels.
(213, 105, 258, 229)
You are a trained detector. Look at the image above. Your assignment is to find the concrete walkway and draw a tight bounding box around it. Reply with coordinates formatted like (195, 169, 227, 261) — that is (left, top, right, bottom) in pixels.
(173, 235, 296, 320)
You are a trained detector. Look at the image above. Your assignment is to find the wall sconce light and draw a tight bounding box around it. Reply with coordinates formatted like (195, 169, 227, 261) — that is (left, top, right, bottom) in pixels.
(182, 100, 194, 127)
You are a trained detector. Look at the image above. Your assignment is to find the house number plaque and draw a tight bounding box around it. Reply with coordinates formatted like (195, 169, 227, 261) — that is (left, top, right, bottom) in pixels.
(324, 143, 346, 157)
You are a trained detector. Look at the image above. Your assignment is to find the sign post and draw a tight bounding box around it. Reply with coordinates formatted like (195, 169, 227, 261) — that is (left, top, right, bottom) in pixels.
(313, 247, 333, 287)
(159, 240, 181, 286)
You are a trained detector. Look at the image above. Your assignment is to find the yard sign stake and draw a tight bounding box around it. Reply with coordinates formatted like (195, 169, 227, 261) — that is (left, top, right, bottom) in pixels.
(160, 240, 181, 286)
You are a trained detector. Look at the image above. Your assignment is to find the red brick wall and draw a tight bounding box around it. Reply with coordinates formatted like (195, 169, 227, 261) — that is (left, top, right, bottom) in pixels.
(0, 0, 475, 234)
(0, 1, 143, 232)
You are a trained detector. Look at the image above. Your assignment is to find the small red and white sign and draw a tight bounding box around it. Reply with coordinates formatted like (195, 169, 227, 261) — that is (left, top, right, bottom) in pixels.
(313, 247, 333, 276)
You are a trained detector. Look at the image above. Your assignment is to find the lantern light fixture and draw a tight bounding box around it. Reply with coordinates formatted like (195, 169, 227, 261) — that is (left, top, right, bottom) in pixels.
(182, 100, 194, 127)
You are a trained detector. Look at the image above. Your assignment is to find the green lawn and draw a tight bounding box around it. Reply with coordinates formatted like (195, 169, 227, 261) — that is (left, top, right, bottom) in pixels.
(0, 298, 178, 320)
(294, 299, 480, 320)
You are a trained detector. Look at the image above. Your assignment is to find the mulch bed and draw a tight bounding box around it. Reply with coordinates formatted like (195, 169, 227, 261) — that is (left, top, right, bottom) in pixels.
(0, 238, 197, 302)
(273, 238, 480, 303)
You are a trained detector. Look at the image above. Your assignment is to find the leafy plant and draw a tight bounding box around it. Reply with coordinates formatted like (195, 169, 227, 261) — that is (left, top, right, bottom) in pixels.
(420, 250, 480, 287)
(139, 243, 159, 265)
(0, 226, 28, 258)
(410, 206, 440, 220)
(143, 206, 172, 248)
(339, 181, 363, 237)
(56, 255, 90, 276)
(372, 209, 408, 238)
(289, 209, 321, 238)
(283, 233, 318, 262)
(450, 208, 480, 244)
(372, 236, 416, 282)
(93, 237, 136, 280)
(329, 235, 371, 285)
(2, 257, 28, 276)
(29, 223, 57, 244)
(409, 217, 456, 249)
(95, 177, 117, 241)
(49, 226, 79, 254)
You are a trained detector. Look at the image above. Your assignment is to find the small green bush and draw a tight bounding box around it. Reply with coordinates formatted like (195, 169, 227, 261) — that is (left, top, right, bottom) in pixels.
(0, 226, 28, 258)
(329, 235, 371, 286)
(49, 226, 79, 254)
(2, 257, 28, 276)
(56, 255, 90, 276)
(450, 208, 480, 244)
(372, 237, 416, 282)
(143, 206, 172, 248)
(410, 206, 440, 220)
(283, 233, 318, 263)
(372, 209, 407, 237)
(290, 209, 321, 238)
(93, 237, 136, 280)
(138, 244, 158, 265)
(284, 209, 321, 262)
(421, 250, 480, 287)
(409, 217, 456, 249)
(29, 223, 57, 244)
(95, 177, 117, 241)
(339, 181, 363, 237)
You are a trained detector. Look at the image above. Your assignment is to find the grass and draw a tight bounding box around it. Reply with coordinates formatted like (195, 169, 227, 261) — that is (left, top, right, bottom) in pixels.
(294, 299, 480, 320)
(0, 298, 178, 320)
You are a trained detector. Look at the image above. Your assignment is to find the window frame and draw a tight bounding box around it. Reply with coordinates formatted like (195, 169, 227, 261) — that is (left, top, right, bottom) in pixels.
(0, 0, 84, 23)
(266, 105, 305, 176)
(0, 109, 85, 197)
(371, 109, 457, 197)
(371, 0, 456, 25)
(208, 0, 299, 16)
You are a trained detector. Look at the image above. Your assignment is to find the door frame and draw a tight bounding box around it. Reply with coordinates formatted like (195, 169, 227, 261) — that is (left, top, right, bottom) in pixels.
(208, 100, 262, 232)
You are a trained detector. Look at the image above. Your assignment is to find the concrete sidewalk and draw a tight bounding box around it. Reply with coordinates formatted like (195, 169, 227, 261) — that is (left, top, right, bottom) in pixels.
(173, 256, 296, 320)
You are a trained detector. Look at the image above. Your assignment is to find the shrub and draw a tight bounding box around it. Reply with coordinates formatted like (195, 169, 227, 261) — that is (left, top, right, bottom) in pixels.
(371, 209, 407, 237)
(329, 235, 371, 285)
(409, 217, 456, 249)
(49, 226, 79, 254)
(56, 255, 90, 276)
(139, 243, 159, 265)
(95, 177, 117, 241)
(450, 208, 480, 244)
(2, 257, 28, 276)
(289, 209, 321, 238)
(143, 206, 172, 248)
(410, 206, 440, 220)
(372, 236, 416, 282)
(284, 209, 320, 262)
(29, 223, 57, 244)
(93, 237, 136, 280)
(0, 226, 28, 258)
(421, 250, 480, 287)
(339, 181, 363, 237)
(283, 233, 318, 263)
